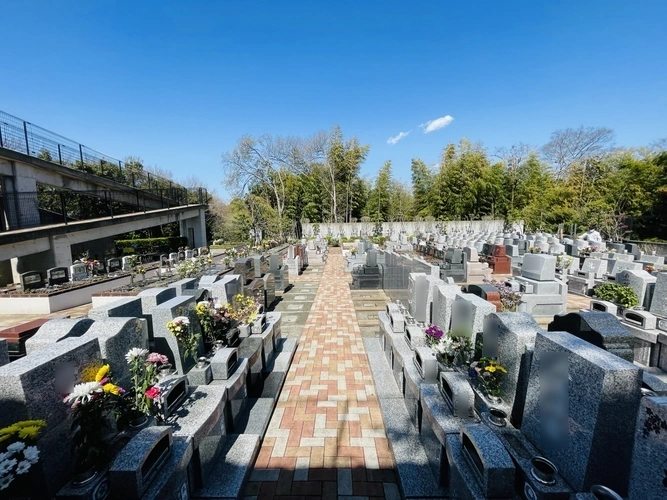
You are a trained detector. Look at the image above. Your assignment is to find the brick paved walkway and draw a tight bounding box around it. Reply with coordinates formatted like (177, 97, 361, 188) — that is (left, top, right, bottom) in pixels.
(244, 248, 399, 500)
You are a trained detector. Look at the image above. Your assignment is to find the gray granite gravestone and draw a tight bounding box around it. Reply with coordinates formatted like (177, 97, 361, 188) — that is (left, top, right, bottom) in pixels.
(168, 278, 197, 296)
(81, 317, 149, 384)
(0, 339, 8, 366)
(628, 395, 667, 500)
(263, 272, 276, 309)
(408, 272, 429, 322)
(24, 317, 94, 354)
(617, 269, 656, 309)
(210, 274, 243, 304)
(138, 287, 178, 340)
(485, 312, 542, 428)
(522, 330, 642, 495)
(152, 295, 198, 375)
(548, 311, 635, 362)
(88, 297, 143, 321)
(649, 272, 667, 317)
(47, 267, 69, 286)
(521, 254, 557, 281)
(450, 294, 495, 344)
(432, 283, 460, 332)
(0, 336, 102, 496)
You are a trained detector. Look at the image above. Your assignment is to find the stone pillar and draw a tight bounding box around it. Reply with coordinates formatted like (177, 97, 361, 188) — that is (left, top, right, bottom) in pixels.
(2, 163, 39, 230)
(180, 209, 207, 249)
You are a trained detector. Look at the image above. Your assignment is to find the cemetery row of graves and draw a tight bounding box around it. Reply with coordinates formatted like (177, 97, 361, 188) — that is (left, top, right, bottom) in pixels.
(345, 229, 667, 499)
(0, 243, 312, 499)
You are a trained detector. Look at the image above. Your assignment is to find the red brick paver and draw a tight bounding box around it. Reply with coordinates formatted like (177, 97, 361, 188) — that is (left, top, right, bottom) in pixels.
(244, 248, 398, 499)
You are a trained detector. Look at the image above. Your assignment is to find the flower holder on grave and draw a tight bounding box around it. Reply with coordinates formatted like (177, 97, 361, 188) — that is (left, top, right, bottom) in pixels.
(405, 324, 426, 349)
(483, 423, 573, 500)
(265, 312, 282, 352)
(403, 347, 437, 431)
(210, 358, 249, 433)
(419, 383, 479, 490)
(238, 336, 263, 395)
(389, 311, 405, 333)
(446, 423, 515, 500)
(620, 309, 661, 367)
(109, 426, 193, 500)
(256, 323, 275, 372)
(390, 333, 412, 394)
(250, 313, 266, 334)
(210, 348, 239, 380)
(155, 375, 190, 420)
(109, 426, 174, 499)
(167, 384, 228, 491)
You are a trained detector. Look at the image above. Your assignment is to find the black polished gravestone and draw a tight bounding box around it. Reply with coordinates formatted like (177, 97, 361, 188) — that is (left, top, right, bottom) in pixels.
(91, 261, 106, 275)
(47, 267, 69, 286)
(178, 251, 185, 261)
(548, 311, 634, 362)
(107, 258, 122, 273)
(20, 271, 44, 290)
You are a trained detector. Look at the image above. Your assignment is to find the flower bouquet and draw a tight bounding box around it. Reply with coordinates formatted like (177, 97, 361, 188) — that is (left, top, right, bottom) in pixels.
(166, 316, 200, 363)
(122, 349, 169, 426)
(63, 364, 125, 481)
(230, 294, 259, 326)
(0, 419, 46, 495)
(196, 300, 236, 348)
(470, 357, 508, 402)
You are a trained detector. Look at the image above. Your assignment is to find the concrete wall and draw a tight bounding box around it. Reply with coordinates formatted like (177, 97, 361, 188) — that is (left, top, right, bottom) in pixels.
(302, 219, 510, 238)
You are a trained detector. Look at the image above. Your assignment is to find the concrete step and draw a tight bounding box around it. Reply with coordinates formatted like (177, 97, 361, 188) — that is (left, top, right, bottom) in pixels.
(235, 398, 275, 436)
(194, 434, 260, 500)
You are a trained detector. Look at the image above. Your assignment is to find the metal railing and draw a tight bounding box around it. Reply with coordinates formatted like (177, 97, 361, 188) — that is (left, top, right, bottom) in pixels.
(0, 187, 209, 231)
(0, 109, 204, 202)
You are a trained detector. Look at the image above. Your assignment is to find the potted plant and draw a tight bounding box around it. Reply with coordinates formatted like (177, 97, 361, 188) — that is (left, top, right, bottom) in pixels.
(166, 316, 200, 365)
(63, 364, 125, 485)
(0, 419, 46, 496)
(470, 357, 508, 404)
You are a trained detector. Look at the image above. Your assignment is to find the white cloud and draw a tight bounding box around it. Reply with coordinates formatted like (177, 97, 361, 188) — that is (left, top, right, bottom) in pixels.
(387, 130, 411, 145)
(419, 115, 454, 134)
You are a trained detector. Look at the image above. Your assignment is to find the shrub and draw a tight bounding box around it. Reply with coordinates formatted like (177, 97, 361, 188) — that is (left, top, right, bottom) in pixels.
(115, 237, 188, 256)
(593, 282, 639, 308)
(325, 236, 340, 247)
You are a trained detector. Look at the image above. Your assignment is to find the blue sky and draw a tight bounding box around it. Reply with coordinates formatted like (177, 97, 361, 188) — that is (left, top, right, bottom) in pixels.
(1, 1, 666, 198)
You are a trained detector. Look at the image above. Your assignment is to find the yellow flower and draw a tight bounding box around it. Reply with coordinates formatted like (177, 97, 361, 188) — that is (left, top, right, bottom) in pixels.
(81, 363, 103, 382)
(18, 425, 42, 440)
(95, 364, 110, 382)
(0, 424, 19, 436)
(486, 366, 496, 373)
(498, 366, 507, 374)
(103, 383, 121, 395)
(14, 420, 46, 430)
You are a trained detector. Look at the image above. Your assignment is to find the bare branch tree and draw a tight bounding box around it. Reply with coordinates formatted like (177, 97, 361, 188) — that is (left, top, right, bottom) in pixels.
(493, 142, 535, 209)
(541, 126, 615, 176)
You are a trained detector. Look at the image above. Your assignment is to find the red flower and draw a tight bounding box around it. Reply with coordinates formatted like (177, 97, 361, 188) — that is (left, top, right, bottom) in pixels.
(145, 386, 161, 400)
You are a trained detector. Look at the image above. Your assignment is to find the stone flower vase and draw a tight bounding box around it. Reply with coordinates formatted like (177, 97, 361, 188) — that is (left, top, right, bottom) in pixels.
(238, 323, 251, 338)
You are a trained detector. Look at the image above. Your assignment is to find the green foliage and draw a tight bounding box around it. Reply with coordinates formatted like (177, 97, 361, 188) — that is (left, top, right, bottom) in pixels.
(115, 237, 188, 255)
(325, 235, 340, 247)
(593, 282, 639, 308)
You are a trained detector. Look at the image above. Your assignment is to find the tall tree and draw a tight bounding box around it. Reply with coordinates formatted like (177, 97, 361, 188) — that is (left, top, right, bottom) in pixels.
(541, 126, 615, 176)
(410, 158, 433, 217)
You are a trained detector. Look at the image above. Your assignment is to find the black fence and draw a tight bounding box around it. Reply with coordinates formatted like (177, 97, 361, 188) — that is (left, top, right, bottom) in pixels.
(0, 187, 209, 231)
(0, 110, 202, 202)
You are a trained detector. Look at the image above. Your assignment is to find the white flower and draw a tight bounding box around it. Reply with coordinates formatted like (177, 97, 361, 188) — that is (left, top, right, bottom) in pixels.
(22, 446, 39, 464)
(0, 459, 16, 475)
(64, 381, 103, 405)
(0, 473, 14, 490)
(6, 442, 24, 453)
(125, 347, 149, 364)
(0, 452, 12, 462)
(15, 461, 31, 475)
(174, 316, 190, 326)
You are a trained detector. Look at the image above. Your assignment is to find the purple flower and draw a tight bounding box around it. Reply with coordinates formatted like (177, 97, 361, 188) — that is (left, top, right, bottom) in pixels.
(425, 324, 444, 340)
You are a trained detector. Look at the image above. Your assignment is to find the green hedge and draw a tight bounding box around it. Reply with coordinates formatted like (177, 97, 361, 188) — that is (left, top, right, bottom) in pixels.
(115, 237, 189, 256)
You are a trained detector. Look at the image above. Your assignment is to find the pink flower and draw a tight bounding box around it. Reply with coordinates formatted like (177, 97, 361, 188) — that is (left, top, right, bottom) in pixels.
(145, 386, 162, 400)
(146, 353, 169, 365)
